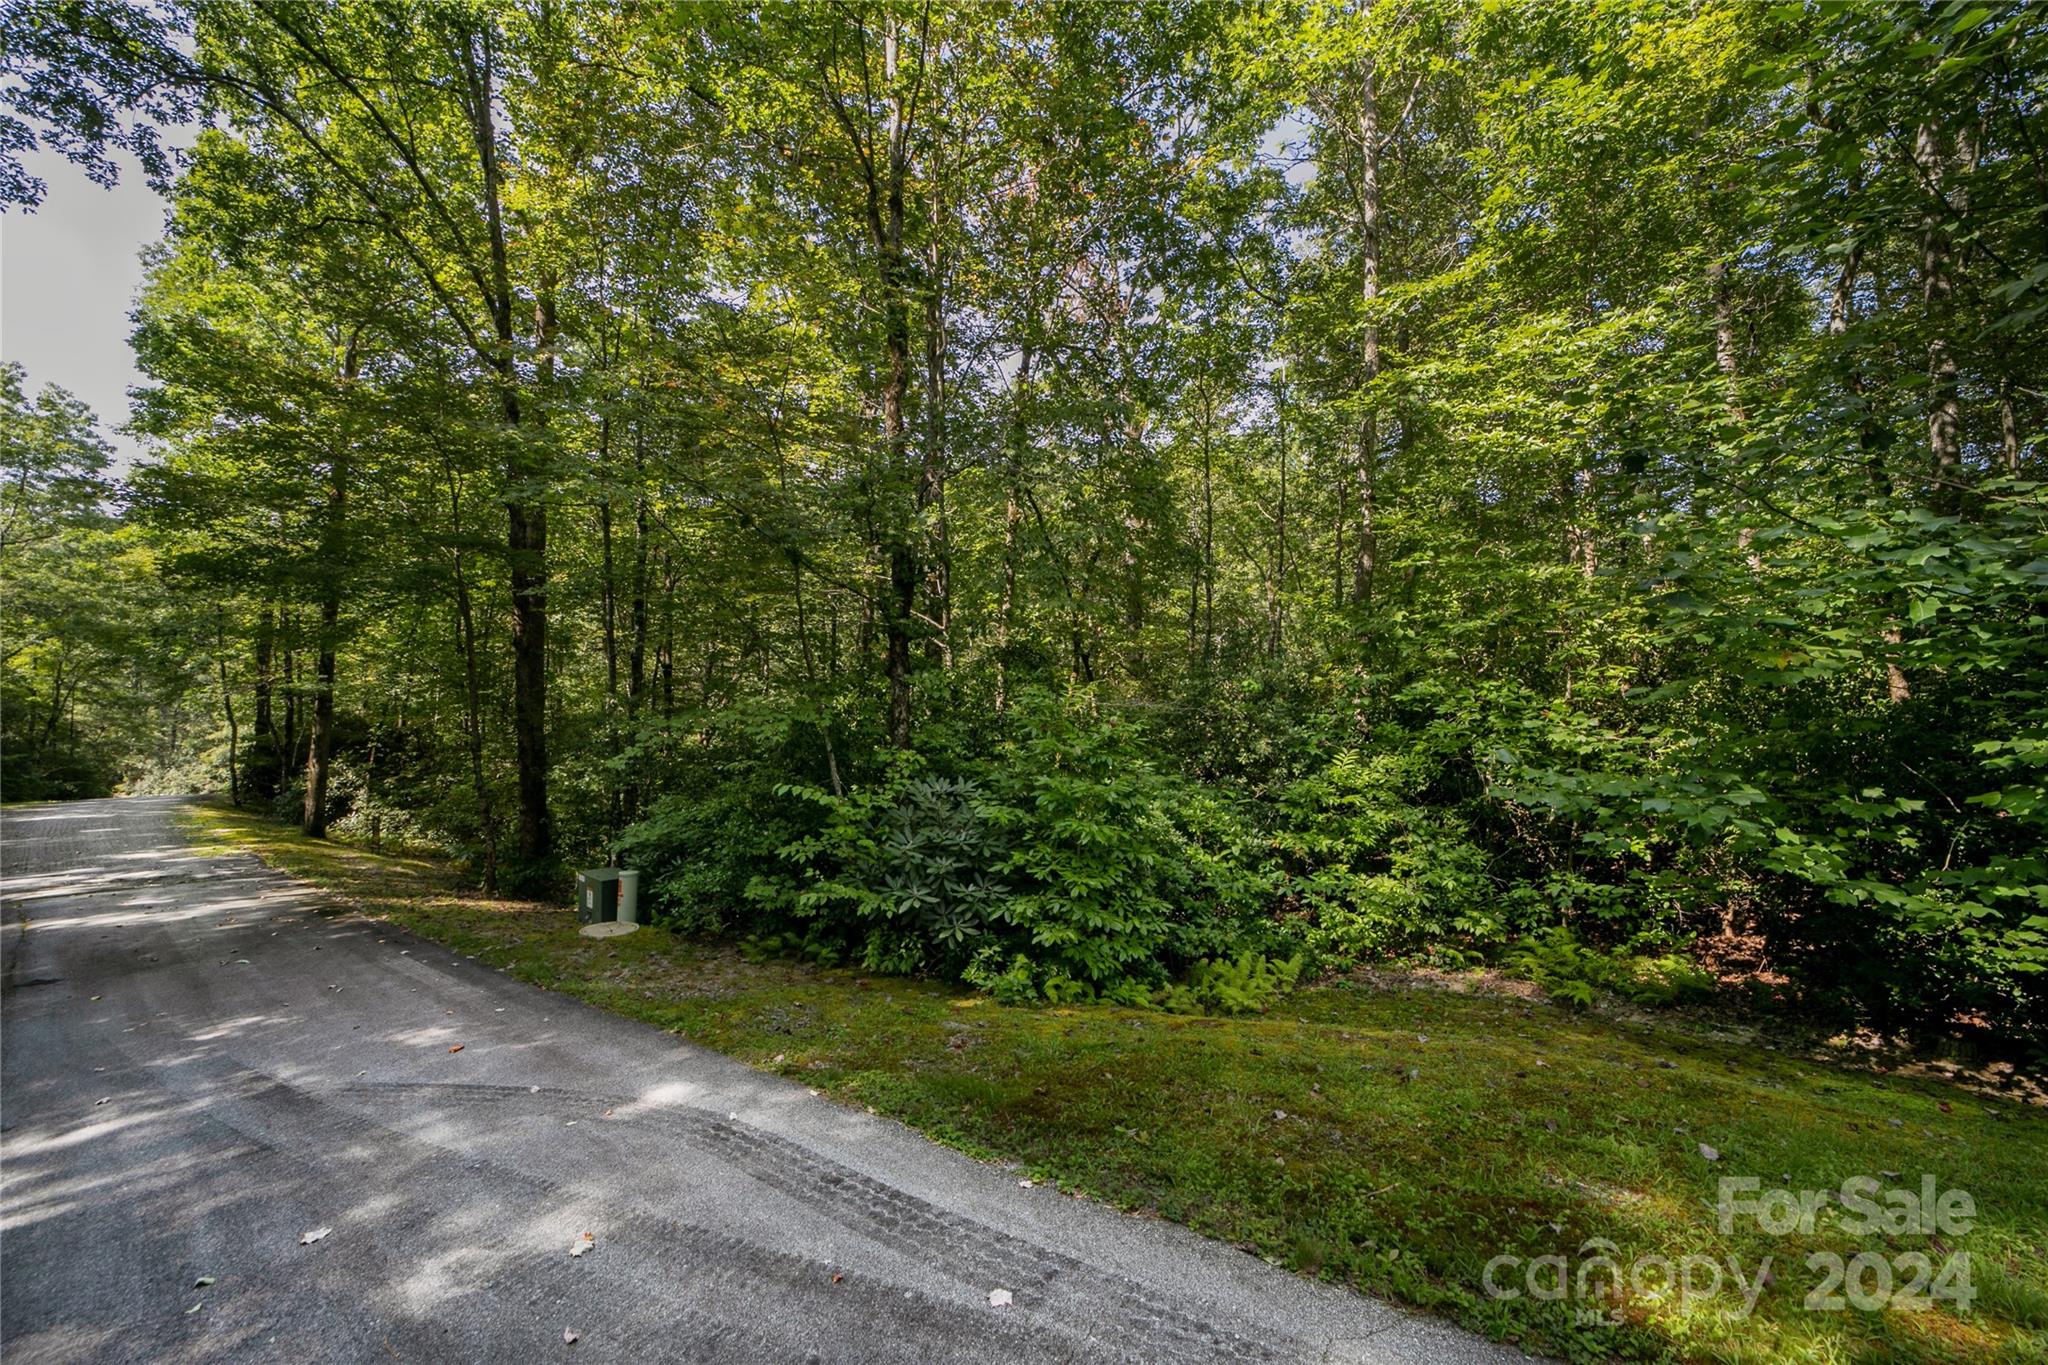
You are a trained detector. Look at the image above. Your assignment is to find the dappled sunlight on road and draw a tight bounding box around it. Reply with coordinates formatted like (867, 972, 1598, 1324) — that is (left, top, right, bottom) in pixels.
(184, 1015, 295, 1044)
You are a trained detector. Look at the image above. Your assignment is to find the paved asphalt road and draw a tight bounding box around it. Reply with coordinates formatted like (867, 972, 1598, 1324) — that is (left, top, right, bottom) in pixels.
(2, 797, 1534, 1364)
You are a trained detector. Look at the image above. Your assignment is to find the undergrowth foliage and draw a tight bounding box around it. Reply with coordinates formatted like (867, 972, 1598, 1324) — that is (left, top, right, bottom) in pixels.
(751, 694, 1275, 1003)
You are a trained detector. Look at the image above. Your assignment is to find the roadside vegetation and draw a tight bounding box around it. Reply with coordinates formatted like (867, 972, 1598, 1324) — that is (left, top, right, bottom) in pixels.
(7, 5, 2048, 1357)
(5, 2, 2048, 1058)
(184, 801, 2048, 1365)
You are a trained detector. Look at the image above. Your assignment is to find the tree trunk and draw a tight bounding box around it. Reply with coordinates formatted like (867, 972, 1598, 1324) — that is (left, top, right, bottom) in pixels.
(281, 628, 297, 769)
(1829, 224, 1913, 703)
(1196, 387, 1216, 665)
(816, 13, 923, 745)
(1351, 58, 1382, 606)
(1828, 210, 1890, 496)
(622, 425, 651, 822)
(505, 275, 555, 864)
(922, 216, 952, 668)
(885, 542, 916, 746)
(303, 598, 338, 837)
(447, 467, 499, 892)
(627, 428, 650, 714)
(659, 549, 676, 718)
(1915, 121, 1964, 513)
(216, 611, 239, 807)
(597, 450, 621, 837)
(861, 18, 918, 748)
(1711, 259, 1749, 424)
(884, 22, 917, 747)
(1999, 378, 2021, 475)
(1567, 468, 1597, 579)
(1713, 259, 1765, 573)
(1270, 372, 1289, 659)
(598, 427, 619, 708)
(1332, 435, 1346, 611)
(791, 552, 843, 797)
(996, 344, 1032, 713)
(44, 650, 63, 744)
(460, 21, 551, 867)
(253, 603, 277, 790)
(303, 332, 358, 838)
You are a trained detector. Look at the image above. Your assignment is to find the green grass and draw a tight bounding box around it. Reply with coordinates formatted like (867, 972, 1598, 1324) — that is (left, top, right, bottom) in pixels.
(179, 801, 2048, 1364)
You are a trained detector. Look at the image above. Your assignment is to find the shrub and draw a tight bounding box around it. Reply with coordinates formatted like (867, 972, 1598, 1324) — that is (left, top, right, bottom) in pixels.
(754, 691, 1274, 995)
(772, 768, 1009, 975)
(1276, 743, 1497, 963)
(975, 697, 1187, 985)
(1503, 928, 1714, 1008)
(614, 703, 837, 935)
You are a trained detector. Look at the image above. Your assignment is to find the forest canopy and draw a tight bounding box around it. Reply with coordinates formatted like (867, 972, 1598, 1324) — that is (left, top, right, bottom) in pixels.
(2, 0, 2044, 1046)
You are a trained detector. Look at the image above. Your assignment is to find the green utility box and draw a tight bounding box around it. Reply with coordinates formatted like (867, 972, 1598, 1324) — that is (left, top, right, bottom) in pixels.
(576, 868, 621, 924)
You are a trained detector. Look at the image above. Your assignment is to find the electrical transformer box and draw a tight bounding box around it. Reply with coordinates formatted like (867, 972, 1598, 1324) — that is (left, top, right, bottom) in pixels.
(576, 868, 621, 924)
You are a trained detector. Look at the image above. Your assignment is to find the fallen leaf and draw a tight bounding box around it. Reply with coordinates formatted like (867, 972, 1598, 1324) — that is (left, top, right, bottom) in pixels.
(562, 1328, 580, 1345)
(185, 1302, 202, 1314)
(193, 1276, 216, 1288)
(94, 1097, 111, 1106)
(1938, 1102, 1953, 1114)
(448, 1045, 465, 1054)
(987, 1288, 1013, 1308)
(570, 1232, 595, 1258)
(1698, 1144, 1721, 1162)
(300, 1226, 331, 1246)
(831, 1272, 844, 1284)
